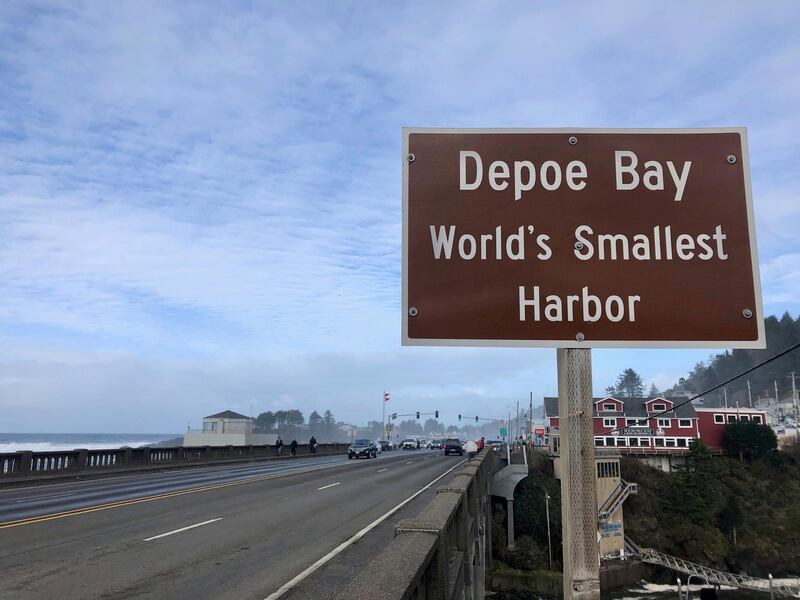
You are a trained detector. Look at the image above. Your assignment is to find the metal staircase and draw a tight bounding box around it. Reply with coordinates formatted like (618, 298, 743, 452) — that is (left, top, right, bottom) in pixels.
(625, 537, 800, 598)
(598, 479, 638, 522)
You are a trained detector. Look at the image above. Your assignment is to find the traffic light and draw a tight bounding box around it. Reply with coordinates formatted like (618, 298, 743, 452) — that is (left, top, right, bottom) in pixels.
(475, 416, 479, 423)
(391, 413, 397, 420)
(416, 411, 420, 419)
(435, 410, 439, 418)
(384, 392, 390, 402)
(458, 414, 462, 422)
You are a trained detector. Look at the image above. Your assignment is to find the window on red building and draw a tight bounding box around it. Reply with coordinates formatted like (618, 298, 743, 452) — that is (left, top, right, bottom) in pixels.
(714, 414, 724, 424)
(753, 415, 762, 424)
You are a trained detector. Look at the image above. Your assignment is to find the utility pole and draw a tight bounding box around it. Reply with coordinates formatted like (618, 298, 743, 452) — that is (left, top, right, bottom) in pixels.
(723, 387, 728, 409)
(516, 400, 520, 443)
(529, 392, 534, 444)
(747, 380, 752, 407)
(557, 348, 600, 600)
(382, 391, 386, 441)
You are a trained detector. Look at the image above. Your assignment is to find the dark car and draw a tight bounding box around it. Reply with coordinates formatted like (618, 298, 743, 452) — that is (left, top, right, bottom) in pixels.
(348, 439, 378, 459)
(444, 438, 463, 456)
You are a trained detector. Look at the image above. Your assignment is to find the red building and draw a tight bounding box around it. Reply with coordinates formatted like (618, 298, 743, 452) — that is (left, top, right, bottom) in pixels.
(695, 406, 766, 449)
(543, 395, 765, 453)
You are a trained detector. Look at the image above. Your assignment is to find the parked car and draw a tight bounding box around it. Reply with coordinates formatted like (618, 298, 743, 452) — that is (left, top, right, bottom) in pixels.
(444, 438, 464, 456)
(400, 438, 418, 450)
(348, 439, 378, 459)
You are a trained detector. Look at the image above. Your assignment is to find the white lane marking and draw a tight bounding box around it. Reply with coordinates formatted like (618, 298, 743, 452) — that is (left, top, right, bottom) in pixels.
(377, 468, 388, 473)
(144, 518, 223, 541)
(262, 458, 468, 600)
(317, 482, 340, 491)
(14, 492, 79, 503)
(406, 461, 413, 464)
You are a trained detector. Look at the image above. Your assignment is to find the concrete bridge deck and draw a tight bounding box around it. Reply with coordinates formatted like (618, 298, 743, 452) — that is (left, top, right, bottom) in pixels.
(0, 449, 464, 600)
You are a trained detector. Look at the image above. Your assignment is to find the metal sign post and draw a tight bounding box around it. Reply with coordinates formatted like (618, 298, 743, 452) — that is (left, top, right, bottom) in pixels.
(557, 348, 600, 600)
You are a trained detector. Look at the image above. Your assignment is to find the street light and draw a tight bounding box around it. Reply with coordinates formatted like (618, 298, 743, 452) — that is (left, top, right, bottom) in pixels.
(545, 492, 553, 570)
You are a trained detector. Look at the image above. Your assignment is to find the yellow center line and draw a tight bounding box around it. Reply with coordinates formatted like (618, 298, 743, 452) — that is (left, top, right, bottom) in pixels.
(0, 464, 330, 530)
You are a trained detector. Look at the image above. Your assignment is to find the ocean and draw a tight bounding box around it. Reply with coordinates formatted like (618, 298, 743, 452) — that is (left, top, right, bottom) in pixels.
(0, 433, 182, 453)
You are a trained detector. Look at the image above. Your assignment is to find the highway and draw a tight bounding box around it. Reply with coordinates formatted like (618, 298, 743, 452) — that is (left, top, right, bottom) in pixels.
(0, 449, 465, 600)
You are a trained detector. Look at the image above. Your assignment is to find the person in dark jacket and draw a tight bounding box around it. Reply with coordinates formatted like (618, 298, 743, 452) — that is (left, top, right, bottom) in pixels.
(290, 439, 298, 456)
(477, 437, 485, 452)
(275, 437, 284, 456)
(309, 436, 317, 454)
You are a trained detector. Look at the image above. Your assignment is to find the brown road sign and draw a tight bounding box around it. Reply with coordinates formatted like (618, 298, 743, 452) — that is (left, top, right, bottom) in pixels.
(402, 128, 764, 348)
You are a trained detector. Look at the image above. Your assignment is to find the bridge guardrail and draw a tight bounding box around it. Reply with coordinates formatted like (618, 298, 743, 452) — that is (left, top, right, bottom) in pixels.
(336, 449, 498, 600)
(0, 442, 350, 482)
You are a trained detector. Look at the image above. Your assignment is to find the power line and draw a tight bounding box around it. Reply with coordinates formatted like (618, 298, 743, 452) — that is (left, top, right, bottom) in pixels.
(609, 341, 800, 434)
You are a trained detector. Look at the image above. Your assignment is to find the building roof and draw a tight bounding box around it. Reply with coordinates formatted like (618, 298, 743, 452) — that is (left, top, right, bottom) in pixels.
(204, 410, 251, 420)
(543, 396, 697, 419)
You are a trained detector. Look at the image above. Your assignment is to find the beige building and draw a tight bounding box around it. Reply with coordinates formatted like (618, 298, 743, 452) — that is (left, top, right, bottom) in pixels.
(554, 453, 636, 559)
(183, 410, 278, 447)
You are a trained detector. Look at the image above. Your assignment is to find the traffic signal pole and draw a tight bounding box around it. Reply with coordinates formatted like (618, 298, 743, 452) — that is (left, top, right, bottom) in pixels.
(557, 348, 600, 600)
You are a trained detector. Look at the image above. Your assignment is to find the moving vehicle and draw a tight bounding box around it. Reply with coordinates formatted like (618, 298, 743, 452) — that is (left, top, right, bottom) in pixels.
(378, 440, 393, 451)
(486, 439, 504, 452)
(348, 439, 378, 459)
(444, 438, 463, 456)
(400, 438, 418, 450)
(430, 438, 444, 449)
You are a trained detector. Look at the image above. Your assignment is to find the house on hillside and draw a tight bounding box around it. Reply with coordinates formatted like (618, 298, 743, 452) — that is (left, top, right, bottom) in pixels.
(544, 396, 700, 453)
(183, 410, 278, 447)
(544, 395, 768, 461)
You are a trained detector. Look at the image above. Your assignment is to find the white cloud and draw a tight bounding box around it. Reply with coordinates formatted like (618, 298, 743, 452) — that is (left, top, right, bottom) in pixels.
(0, 1, 798, 430)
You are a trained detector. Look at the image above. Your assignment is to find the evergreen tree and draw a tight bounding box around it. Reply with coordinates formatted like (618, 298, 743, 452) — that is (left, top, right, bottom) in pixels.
(648, 383, 660, 398)
(722, 422, 778, 461)
(615, 368, 645, 397)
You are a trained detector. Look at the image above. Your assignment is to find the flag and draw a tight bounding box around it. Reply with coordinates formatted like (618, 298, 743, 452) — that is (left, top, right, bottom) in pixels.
(384, 391, 390, 402)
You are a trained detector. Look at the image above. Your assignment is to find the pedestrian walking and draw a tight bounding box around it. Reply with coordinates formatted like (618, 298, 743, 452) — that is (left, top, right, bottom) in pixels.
(290, 439, 298, 456)
(309, 435, 317, 455)
(275, 436, 283, 456)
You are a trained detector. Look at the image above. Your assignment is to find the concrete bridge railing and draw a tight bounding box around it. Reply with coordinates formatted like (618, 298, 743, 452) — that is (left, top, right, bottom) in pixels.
(337, 450, 498, 600)
(0, 442, 350, 483)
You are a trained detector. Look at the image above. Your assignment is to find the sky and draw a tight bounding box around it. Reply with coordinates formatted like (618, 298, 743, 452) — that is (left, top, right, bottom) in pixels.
(1, 1, 799, 433)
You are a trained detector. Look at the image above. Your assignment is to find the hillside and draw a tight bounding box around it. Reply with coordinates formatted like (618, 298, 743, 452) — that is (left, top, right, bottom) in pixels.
(621, 441, 800, 576)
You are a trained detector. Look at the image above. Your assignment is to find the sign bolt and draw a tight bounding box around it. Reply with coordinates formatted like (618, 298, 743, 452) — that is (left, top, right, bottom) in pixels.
(574, 241, 584, 250)
(742, 308, 753, 319)
(568, 136, 578, 146)
(408, 306, 418, 317)
(407, 153, 415, 163)
(727, 154, 737, 164)
(575, 332, 585, 342)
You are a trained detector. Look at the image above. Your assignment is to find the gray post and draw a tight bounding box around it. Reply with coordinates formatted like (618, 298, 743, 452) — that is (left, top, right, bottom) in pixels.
(769, 573, 774, 600)
(557, 348, 600, 600)
(546, 492, 553, 569)
(507, 498, 515, 549)
(676, 577, 682, 600)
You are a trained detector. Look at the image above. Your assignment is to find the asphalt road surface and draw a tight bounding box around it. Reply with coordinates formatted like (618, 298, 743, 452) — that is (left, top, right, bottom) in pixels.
(0, 449, 465, 600)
